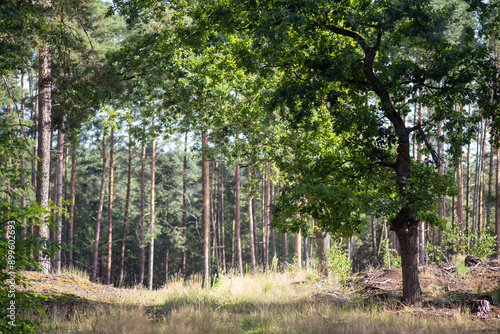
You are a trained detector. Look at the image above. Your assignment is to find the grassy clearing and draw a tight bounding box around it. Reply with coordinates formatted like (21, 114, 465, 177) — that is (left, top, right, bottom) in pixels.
(27, 270, 499, 334)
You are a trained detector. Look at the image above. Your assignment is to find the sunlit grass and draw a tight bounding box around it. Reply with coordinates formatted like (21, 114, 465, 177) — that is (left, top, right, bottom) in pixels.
(29, 270, 497, 334)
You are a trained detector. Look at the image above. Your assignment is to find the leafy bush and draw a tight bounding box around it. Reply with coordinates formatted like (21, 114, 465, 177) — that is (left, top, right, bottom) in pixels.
(378, 237, 401, 269)
(325, 239, 352, 282)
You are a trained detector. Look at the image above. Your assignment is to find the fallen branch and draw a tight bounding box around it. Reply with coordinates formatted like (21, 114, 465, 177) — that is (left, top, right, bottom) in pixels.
(442, 269, 454, 277)
(469, 262, 481, 272)
(376, 279, 392, 284)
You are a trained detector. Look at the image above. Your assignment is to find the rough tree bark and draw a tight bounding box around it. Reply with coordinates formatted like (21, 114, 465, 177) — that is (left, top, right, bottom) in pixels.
(35, 18, 53, 273)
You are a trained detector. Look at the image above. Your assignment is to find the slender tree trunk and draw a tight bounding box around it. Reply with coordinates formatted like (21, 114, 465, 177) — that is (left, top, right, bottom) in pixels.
(262, 164, 269, 271)
(371, 215, 377, 258)
(19, 75, 27, 247)
(303, 232, 309, 270)
(148, 114, 156, 291)
(457, 156, 464, 228)
(252, 171, 258, 264)
(139, 128, 146, 285)
(68, 144, 76, 267)
(294, 231, 301, 268)
(270, 182, 276, 262)
(487, 143, 494, 228)
(92, 136, 107, 283)
(202, 130, 210, 288)
(165, 194, 169, 284)
(55, 123, 64, 273)
(495, 148, 499, 256)
(106, 128, 114, 285)
(283, 233, 288, 264)
(466, 106, 472, 237)
(220, 160, 226, 271)
(119, 129, 132, 287)
(235, 159, 242, 274)
(416, 104, 425, 266)
(181, 131, 188, 276)
(211, 161, 220, 273)
(478, 120, 489, 239)
(472, 121, 482, 238)
(437, 122, 444, 247)
(248, 193, 256, 272)
(35, 27, 53, 274)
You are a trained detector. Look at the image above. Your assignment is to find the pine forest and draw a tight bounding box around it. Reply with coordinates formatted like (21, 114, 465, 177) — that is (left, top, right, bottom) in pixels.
(2, 0, 500, 333)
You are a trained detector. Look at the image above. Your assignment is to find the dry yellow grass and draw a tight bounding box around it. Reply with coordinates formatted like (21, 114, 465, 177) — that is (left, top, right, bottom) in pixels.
(24, 269, 500, 333)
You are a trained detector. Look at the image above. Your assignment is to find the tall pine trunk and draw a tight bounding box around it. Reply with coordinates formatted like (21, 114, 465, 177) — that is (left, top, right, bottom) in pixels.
(235, 160, 242, 274)
(181, 131, 188, 276)
(55, 123, 64, 273)
(202, 130, 210, 288)
(139, 127, 146, 285)
(119, 129, 132, 287)
(478, 120, 489, 238)
(486, 143, 494, 228)
(68, 144, 76, 267)
(91, 136, 107, 283)
(248, 192, 256, 272)
(35, 23, 53, 274)
(495, 148, 499, 256)
(262, 165, 269, 271)
(148, 114, 156, 291)
(106, 128, 114, 285)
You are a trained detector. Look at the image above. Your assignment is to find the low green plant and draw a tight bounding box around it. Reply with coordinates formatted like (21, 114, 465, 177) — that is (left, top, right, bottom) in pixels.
(442, 226, 495, 259)
(325, 238, 352, 282)
(425, 243, 447, 264)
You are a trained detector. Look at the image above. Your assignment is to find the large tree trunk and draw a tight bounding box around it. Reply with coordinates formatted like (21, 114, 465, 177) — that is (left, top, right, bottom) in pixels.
(119, 129, 132, 287)
(35, 29, 52, 274)
(54, 123, 64, 273)
(314, 227, 329, 276)
(139, 127, 146, 285)
(235, 159, 242, 274)
(91, 136, 107, 283)
(106, 128, 114, 285)
(181, 131, 188, 276)
(68, 144, 76, 267)
(202, 130, 210, 288)
(148, 114, 156, 291)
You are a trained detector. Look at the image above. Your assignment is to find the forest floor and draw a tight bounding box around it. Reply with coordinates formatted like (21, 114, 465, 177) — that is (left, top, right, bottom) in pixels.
(17, 257, 500, 333)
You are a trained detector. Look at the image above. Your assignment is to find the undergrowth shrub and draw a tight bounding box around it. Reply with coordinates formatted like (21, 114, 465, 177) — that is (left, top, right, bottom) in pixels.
(325, 239, 352, 282)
